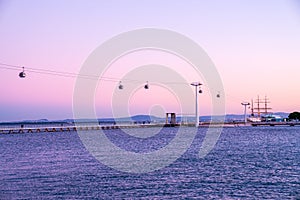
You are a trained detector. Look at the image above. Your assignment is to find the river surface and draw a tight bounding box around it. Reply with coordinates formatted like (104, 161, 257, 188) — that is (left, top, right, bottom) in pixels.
(0, 127, 299, 199)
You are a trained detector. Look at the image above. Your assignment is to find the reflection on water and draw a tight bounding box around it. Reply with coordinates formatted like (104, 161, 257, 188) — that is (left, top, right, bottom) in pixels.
(0, 127, 299, 199)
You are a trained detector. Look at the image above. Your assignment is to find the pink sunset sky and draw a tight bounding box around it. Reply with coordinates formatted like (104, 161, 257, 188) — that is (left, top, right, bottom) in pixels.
(0, 0, 300, 121)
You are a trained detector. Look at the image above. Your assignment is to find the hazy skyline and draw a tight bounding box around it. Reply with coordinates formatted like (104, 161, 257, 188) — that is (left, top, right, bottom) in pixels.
(1, 0, 300, 121)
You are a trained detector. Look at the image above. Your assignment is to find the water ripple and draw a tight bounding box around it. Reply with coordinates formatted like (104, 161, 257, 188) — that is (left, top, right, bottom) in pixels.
(0, 127, 299, 199)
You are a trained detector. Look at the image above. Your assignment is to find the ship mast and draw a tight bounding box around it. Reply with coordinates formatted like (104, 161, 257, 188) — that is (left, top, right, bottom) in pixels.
(252, 95, 272, 117)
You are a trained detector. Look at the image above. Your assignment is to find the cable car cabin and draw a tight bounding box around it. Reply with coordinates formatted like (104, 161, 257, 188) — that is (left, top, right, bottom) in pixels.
(144, 82, 149, 89)
(19, 71, 26, 78)
(118, 81, 123, 89)
(19, 67, 26, 78)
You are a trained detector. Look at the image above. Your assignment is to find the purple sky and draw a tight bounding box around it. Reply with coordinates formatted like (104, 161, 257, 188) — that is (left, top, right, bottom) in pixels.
(0, 0, 300, 121)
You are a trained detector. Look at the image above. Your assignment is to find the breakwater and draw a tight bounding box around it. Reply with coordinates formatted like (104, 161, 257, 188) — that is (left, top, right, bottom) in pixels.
(251, 122, 300, 126)
(0, 124, 161, 134)
(1, 121, 300, 134)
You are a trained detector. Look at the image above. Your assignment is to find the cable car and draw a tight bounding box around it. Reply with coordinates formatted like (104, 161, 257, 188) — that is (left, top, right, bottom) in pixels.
(118, 81, 123, 89)
(19, 67, 26, 78)
(199, 86, 202, 93)
(144, 81, 149, 89)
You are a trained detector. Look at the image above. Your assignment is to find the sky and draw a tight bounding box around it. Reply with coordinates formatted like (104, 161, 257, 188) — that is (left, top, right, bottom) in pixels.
(0, 0, 300, 121)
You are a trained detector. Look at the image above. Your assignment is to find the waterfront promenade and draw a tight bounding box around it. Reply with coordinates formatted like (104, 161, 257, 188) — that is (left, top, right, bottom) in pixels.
(0, 124, 161, 134)
(1, 121, 300, 134)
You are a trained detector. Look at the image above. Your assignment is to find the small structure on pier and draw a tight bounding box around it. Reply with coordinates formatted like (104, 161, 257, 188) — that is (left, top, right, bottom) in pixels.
(165, 113, 177, 127)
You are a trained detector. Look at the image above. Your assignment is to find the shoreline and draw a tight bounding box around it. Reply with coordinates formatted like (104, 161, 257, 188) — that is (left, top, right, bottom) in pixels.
(1, 121, 300, 134)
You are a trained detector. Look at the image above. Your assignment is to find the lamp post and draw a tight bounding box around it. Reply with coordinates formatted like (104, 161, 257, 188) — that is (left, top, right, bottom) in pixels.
(191, 82, 202, 127)
(241, 102, 250, 124)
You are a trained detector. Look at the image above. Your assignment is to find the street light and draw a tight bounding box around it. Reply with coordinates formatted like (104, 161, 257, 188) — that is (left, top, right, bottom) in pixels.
(191, 82, 202, 127)
(241, 102, 250, 124)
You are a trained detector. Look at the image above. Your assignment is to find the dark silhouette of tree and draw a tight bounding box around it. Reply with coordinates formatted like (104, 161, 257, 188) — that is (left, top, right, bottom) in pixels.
(288, 112, 300, 120)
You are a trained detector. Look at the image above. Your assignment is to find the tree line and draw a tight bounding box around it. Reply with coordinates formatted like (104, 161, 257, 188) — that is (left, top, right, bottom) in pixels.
(288, 112, 300, 121)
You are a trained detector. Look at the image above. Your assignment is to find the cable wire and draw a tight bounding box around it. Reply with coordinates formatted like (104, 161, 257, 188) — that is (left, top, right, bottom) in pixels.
(0, 61, 246, 103)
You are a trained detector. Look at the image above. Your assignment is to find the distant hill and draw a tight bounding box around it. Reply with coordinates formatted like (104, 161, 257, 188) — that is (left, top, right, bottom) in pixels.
(0, 112, 290, 124)
(100, 115, 164, 123)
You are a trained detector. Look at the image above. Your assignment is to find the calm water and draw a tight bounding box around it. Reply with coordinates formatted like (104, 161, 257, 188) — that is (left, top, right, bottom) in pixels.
(0, 127, 299, 199)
